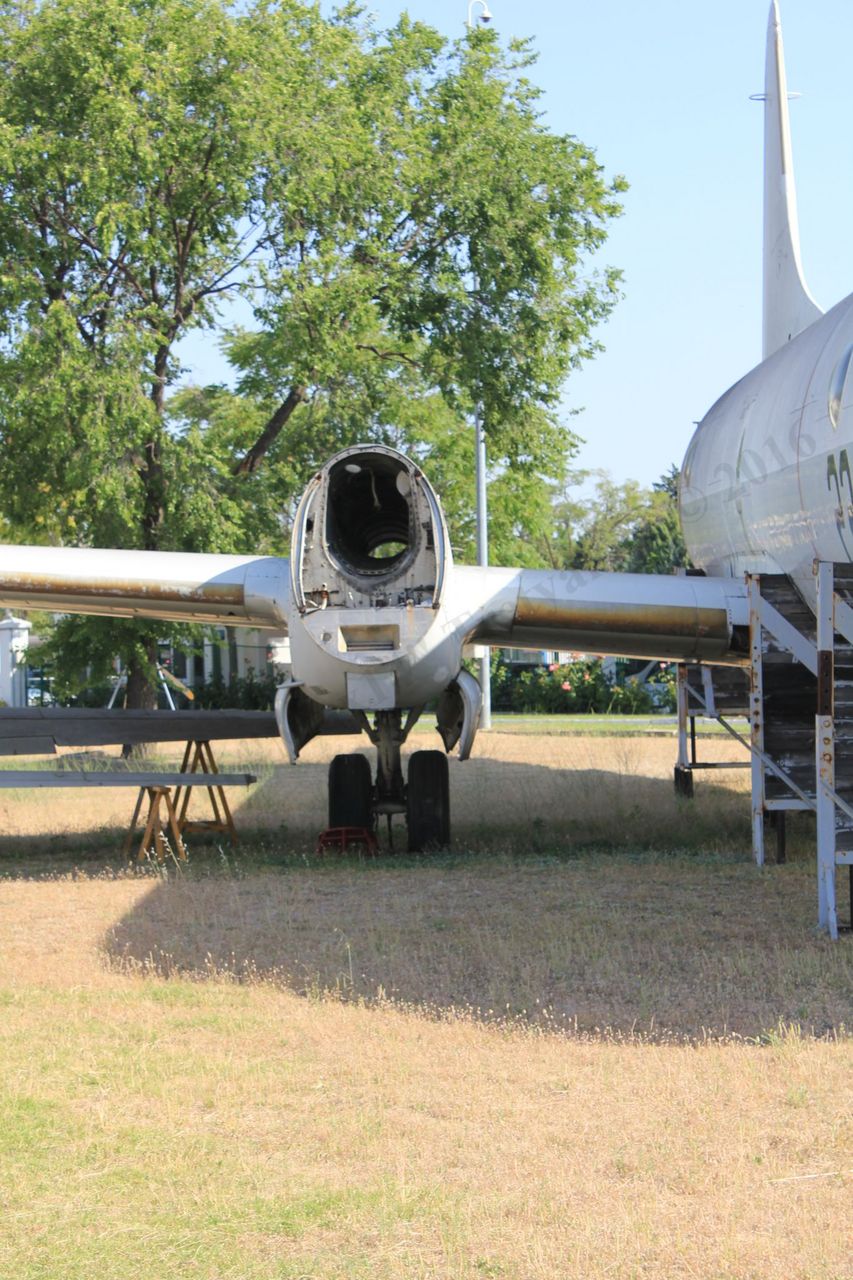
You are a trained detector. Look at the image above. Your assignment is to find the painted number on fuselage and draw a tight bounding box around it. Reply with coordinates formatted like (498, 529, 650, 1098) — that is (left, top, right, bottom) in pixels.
(827, 449, 853, 555)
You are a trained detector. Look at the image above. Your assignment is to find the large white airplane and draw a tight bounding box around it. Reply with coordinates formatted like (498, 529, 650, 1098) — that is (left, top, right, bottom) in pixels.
(0, 3, 843, 852)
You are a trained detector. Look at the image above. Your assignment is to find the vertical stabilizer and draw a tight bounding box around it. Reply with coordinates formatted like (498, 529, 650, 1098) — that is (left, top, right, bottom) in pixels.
(762, 0, 822, 359)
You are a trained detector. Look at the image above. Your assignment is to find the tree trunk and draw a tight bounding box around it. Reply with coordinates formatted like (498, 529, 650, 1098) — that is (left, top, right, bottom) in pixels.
(141, 344, 169, 552)
(121, 641, 159, 757)
(124, 347, 170, 722)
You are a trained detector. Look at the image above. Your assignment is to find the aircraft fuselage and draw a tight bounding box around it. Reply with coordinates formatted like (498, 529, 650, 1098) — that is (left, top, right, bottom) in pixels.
(681, 291, 853, 607)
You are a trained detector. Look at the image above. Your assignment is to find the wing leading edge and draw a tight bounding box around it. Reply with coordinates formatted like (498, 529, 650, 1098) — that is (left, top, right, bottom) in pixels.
(0, 544, 290, 630)
(460, 565, 749, 664)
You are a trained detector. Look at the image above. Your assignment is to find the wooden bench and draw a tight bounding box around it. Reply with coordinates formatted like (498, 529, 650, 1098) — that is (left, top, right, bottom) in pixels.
(0, 764, 256, 861)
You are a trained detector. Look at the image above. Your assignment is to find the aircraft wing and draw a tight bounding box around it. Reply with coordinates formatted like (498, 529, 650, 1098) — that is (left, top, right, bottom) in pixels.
(0, 545, 749, 662)
(0, 544, 290, 630)
(453, 565, 749, 664)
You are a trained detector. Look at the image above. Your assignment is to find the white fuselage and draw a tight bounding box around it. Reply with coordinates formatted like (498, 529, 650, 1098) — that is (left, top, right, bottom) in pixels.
(287, 446, 747, 711)
(681, 291, 853, 607)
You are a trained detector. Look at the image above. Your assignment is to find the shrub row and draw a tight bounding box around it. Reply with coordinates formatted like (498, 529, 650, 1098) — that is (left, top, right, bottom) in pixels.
(489, 656, 676, 715)
(52, 660, 677, 715)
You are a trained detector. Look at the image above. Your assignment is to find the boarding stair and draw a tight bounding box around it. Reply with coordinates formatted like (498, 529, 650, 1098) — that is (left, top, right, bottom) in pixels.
(677, 565, 853, 935)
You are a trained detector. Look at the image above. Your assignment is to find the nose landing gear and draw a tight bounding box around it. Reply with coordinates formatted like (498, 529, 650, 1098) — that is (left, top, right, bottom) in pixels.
(326, 709, 452, 852)
(327, 752, 373, 829)
(405, 749, 450, 851)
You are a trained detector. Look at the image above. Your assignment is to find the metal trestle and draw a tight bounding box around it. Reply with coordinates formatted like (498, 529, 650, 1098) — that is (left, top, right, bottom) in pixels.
(676, 563, 853, 937)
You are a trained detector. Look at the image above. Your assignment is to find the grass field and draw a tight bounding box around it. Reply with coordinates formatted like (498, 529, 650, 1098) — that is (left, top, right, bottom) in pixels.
(0, 730, 851, 1278)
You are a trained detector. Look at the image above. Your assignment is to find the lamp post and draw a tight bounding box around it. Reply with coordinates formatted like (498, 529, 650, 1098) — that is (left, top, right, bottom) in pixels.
(466, 0, 493, 27)
(472, 404, 491, 731)
(465, 0, 494, 730)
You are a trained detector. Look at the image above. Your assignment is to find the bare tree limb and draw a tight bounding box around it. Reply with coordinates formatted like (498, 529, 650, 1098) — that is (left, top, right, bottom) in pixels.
(356, 343, 421, 368)
(232, 384, 306, 476)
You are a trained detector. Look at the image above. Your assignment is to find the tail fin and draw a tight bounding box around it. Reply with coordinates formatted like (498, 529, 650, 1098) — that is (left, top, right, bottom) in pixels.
(762, 0, 822, 359)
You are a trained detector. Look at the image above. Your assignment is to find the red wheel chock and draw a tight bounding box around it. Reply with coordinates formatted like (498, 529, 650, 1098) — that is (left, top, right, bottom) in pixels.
(315, 826, 378, 855)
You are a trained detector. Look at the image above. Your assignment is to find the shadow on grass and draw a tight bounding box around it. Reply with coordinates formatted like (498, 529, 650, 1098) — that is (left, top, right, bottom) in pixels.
(3, 753, 850, 1042)
(95, 811, 852, 1043)
(0, 749, 762, 871)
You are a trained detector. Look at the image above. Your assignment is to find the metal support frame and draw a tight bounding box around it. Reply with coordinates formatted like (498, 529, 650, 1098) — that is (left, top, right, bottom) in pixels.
(107, 663, 178, 710)
(748, 575, 767, 866)
(676, 664, 689, 770)
(744, 565, 853, 934)
(474, 410, 491, 730)
(676, 565, 853, 936)
(678, 566, 852, 935)
(745, 573, 820, 865)
(674, 664, 694, 798)
(674, 664, 750, 799)
(815, 562, 839, 938)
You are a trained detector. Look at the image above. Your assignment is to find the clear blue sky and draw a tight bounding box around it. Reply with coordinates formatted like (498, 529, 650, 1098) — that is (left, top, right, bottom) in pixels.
(181, 1, 853, 488)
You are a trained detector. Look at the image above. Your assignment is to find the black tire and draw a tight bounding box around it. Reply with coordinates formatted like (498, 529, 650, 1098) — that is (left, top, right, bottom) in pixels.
(406, 750, 450, 852)
(328, 754, 373, 829)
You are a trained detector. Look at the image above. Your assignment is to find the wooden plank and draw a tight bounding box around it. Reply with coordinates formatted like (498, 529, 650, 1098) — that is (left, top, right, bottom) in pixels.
(0, 771, 256, 788)
(0, 709, 279, 746)
(0, 707, 361, 747)
(0, 737, 57, 756)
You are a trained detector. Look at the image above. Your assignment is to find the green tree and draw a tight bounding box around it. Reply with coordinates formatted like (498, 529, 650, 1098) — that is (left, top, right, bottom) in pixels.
(625, 466, 688, 574)
(0, 0, 625, 700)
(537, 466, 688, 574)
(625, 467, 688, 575)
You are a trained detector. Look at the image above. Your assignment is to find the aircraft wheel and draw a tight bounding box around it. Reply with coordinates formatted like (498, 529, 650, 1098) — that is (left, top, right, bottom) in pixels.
(328, 753, 373, 829)
(406, 750, 450, 852)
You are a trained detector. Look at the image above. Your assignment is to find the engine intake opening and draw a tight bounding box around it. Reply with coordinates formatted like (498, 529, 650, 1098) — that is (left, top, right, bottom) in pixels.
(326, 454, 414, 576)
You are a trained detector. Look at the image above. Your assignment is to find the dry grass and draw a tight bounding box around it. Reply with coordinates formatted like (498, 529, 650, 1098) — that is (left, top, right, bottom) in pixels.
(0, 730, 752, 848)
(0, 731, 851, 1278)
(0, 877, 851, 1279)
(99, 858, 853, 1041)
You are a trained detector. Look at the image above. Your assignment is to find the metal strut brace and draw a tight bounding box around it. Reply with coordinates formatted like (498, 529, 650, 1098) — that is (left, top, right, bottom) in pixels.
(686, 681, 816, 812)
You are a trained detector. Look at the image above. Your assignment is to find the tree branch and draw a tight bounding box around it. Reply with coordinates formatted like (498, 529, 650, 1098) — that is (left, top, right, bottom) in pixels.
(356, 344, 421, 368)
(47, 206, 153, 306)
(232, 385, 306, 476)
(189, 231, 267, 310)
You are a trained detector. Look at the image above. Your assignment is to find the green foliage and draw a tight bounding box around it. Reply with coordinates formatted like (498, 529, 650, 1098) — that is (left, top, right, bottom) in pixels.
(532, 466, 689, 574)
(0, 305, 151, 545)
(648, 664, 678, 713)
(164, 386, 297, 554)
(0, 0, 626, 687)
(490, 654, 658, 715)
(194, 670, 278, 711)
(37, 614, 202, 704)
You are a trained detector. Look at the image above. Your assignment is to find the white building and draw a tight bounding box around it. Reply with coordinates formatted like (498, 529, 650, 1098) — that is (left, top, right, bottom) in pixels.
(0, 615, 30, 707)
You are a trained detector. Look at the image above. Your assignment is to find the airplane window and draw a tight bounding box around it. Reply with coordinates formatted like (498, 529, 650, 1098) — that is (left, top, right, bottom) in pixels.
(828, 344, 853, 429)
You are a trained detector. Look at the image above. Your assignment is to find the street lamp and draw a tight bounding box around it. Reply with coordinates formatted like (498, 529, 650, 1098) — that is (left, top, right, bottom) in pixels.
(465, 0, 494, 730)
(466, 0, 493, 27)
(473, 399, 491, 730)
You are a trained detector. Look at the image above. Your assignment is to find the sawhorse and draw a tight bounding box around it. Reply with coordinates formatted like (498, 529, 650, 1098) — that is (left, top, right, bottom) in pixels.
(172, 740, 238, 847)
(124, 785, 187, 863)
(124, 741, 247, 862)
